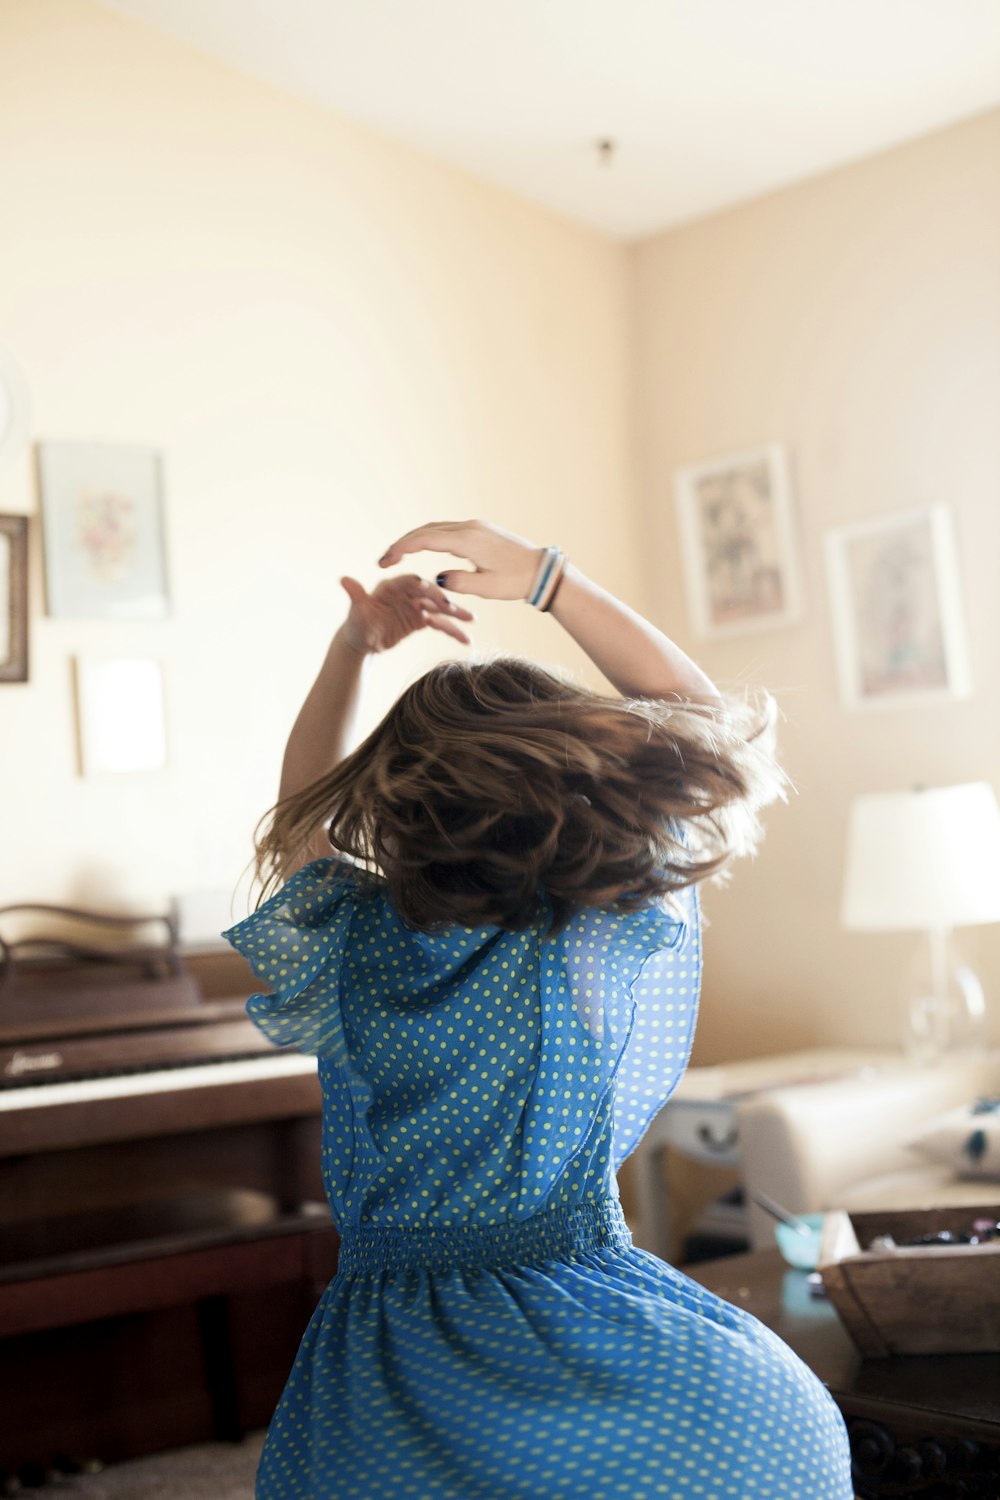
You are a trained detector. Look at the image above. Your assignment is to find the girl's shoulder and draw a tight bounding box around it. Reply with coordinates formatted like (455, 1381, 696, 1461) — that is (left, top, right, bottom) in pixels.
(221, 858, 367, 1053)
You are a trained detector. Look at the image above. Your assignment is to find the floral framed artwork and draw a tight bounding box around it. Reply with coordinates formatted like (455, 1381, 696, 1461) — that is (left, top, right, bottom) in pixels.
(824, 505, 972, 709)
(0, 514, 29, 682)
(674, 443, 802, 636)
(37, 442, 170, 619)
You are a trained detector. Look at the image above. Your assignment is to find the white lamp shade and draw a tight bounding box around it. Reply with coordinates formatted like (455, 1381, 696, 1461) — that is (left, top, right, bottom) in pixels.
(842, 782, 1000, 932)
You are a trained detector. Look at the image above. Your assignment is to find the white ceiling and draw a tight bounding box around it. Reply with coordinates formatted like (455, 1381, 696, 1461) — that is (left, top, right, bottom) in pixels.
(102, 0, 1000, 241)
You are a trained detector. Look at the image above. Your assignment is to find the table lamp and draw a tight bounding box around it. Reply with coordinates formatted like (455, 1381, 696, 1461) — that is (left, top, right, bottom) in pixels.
(841, 782, 1000, 1058)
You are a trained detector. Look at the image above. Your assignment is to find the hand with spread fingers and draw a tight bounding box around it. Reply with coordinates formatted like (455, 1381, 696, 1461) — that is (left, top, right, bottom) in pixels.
(339, 573, 474, 655)
(379, 520, 542, 600)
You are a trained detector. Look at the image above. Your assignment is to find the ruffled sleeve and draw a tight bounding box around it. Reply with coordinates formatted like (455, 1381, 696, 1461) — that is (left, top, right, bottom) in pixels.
(221, 858, 359, 1055)
(518, 886, 701, 1214)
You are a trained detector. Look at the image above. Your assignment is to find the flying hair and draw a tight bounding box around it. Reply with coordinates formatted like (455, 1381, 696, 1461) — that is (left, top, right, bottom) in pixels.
(253, 656, 787, 934)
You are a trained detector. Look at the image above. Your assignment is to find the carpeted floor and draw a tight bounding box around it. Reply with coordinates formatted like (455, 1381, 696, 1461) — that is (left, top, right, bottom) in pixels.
(26, 1432, 265, 1499)
(21, 1432, 867, 1498)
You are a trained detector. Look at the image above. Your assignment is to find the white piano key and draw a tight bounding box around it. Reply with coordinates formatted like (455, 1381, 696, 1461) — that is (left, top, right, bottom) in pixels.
(0, 1052, 318, 1111)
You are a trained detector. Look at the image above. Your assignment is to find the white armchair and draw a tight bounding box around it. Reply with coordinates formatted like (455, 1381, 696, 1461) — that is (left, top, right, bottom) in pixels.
(736, 1051, 1000, 1250)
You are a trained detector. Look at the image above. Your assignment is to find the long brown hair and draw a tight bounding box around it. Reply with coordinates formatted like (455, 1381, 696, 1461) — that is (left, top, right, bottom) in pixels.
(253, 657, 786, 933)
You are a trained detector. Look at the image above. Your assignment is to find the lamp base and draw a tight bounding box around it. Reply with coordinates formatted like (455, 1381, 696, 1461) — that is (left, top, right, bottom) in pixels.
(902, 930, 987, 1060)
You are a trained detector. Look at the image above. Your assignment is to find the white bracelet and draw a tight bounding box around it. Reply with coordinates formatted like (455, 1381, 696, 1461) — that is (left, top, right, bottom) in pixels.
(528, 547, 565, 608)
(525, 547, 555, 604)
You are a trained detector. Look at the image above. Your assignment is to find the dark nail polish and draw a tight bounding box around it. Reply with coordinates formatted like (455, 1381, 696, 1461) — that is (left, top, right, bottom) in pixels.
(436, 573, 447, 587)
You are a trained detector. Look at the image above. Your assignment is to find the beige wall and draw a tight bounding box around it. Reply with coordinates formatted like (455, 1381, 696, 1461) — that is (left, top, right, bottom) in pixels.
(0, 0, 638, 919)
(632, 108, 1000, 1058)
(3, 0, 998, 1060)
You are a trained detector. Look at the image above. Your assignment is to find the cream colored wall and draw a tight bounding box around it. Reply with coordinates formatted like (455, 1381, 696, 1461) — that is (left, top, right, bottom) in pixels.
(4, 0, 998, 1061)
(0, 0, 637, 919)
(632, 108, 1000, 1058)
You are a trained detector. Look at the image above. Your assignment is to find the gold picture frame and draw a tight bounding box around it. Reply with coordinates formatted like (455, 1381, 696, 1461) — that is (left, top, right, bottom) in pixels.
(824, 505, 972, 710)
(674, 443, 803, 637)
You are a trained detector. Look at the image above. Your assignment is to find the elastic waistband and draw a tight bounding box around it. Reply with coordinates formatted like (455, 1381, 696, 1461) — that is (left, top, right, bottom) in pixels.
(337, 1197, 631, 1277)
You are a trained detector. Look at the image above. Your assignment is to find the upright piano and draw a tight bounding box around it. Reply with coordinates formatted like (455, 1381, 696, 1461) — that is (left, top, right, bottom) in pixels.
(0, 905, 339, 1484)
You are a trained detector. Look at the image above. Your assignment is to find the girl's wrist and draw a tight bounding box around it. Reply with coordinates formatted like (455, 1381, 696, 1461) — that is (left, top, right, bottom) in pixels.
(333, 622, 372, 660)
(546, 562, 582, 622)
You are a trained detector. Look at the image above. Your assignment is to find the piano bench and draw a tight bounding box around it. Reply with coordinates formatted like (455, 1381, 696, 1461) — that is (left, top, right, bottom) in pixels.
(0, 1201, 340, 1472)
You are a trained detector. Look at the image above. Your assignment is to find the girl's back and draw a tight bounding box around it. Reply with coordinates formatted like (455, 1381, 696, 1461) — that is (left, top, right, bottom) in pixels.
(229, 861, 698, 1227)
(226, 521, 853, 1498)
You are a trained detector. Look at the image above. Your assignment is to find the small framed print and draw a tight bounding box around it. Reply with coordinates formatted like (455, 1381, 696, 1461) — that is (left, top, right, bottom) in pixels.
(74, 657, 168, 774)
(674, 443, 803, 637)
(0, 514, 28, 683)
(37, 442, 170, 620)
(824, 505, 972, 710)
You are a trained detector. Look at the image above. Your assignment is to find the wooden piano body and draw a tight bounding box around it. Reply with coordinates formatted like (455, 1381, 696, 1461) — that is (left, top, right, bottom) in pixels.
(0, 917, 339, 1480)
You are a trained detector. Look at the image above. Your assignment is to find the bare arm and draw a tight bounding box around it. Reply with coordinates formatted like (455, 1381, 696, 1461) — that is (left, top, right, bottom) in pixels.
(378, 520, 718, 702)
(278, 573, 472, 823)
(278, 628, 366, 810)
(547, 564, 718, 701)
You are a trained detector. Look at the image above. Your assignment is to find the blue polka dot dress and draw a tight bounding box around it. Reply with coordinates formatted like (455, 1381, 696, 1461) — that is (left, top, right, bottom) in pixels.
(224, 860, 852, 1499)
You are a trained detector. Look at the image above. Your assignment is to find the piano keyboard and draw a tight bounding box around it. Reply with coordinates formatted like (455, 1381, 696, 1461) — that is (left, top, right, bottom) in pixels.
(0, 1053, 318, 1112)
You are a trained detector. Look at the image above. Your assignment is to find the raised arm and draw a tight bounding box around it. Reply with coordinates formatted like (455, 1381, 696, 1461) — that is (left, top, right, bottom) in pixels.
(378, 520, 718, 702)
(275, 575, 472, 869)
(547, 565, 718, 702)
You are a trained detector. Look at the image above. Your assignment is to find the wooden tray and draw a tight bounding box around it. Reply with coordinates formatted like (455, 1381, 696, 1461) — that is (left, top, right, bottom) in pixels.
(818, 1202, 1000, 1357)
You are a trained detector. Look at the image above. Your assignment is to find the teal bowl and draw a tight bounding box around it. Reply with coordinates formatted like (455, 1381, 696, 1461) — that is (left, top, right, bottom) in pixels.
(774, 1213, 826, 1271)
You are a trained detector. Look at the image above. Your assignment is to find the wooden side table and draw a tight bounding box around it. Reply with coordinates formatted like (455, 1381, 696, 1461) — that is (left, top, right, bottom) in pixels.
(685, 1248, 1000, 1498)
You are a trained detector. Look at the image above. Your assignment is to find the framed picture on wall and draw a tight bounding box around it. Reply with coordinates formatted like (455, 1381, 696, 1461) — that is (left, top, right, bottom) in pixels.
(0, 514, 29, 683)
(37, 442, 170, 619)
(73, 656, 168, 774)
(824, 505, 972, 709)
(673, 443, 803, 636)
